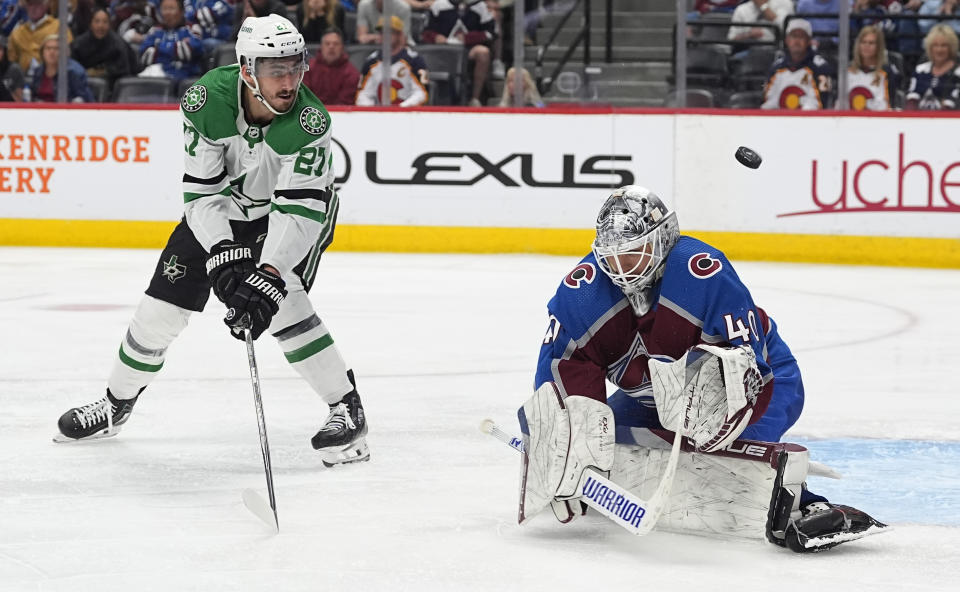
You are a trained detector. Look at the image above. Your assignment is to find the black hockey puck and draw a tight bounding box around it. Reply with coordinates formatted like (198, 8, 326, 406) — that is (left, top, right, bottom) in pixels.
(735, 146, 762, 169)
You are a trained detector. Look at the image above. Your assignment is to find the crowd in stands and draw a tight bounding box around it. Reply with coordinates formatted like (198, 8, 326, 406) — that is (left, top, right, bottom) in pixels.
(687, 0, 960, 109)
(0, 0, 515, 106)
(2, 0, 959, 110)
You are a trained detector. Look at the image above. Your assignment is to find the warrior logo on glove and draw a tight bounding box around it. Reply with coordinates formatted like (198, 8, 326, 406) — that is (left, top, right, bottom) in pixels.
(244, 273, 285, 306)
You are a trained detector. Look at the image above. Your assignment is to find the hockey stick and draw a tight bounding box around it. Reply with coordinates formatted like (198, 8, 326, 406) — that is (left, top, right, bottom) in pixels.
(241, 325, 279, 533)
(480, 413, 685, 537)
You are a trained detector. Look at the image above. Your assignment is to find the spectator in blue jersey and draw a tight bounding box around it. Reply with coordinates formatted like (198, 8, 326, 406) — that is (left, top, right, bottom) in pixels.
(919, 0, 960, 34)
(523, 185, 887, 553)
(761, 18, 835, 109)
(186, 0, 236, 54)
(847, 24, 900, 109)
(0, 34, 26, 100)
(139, 0, 204, 81)
(296, 0, 345, 43)
(28, 34, 95, 102)
(795, 0, 845, 47)
(851, 0, 909, 52)
(421, 0, 496, 106)
(355, 14, 428, 105)
(0, 0, 25, 37)
(906, 23, 960, 108)
(72, 8, 138, 87)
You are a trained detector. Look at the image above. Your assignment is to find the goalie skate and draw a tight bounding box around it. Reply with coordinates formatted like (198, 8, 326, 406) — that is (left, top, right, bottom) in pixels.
(785, 501, 890, 552)
(311, 390, 370, 467)
(54, 391, 138, 443)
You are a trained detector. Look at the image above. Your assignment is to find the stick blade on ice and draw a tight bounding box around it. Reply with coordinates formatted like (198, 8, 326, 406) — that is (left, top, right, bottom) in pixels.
(242, 488, 278, 534)
(479, 419, 495, 434)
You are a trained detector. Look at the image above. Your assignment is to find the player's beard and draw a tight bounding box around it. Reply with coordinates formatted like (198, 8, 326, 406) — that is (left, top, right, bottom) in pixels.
(269, 89, 296, 112)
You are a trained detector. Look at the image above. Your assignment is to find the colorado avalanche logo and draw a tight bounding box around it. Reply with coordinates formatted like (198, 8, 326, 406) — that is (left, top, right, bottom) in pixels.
(563, 263, 596, 288)
(779, 85, 806, 109)
(688, 253, 722, 279)
(849, 86, 875, 111)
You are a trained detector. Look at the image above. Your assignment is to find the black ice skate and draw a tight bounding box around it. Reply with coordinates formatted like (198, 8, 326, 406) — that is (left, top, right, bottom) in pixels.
(768, 483, 889, 553)
(54, 390, 138, 443)
(784, 501, 889, 552)
(311, 389, 369, 467)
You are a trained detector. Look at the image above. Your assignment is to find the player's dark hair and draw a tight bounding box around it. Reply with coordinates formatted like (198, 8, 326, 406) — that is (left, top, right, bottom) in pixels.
(321, 27, 345, 44)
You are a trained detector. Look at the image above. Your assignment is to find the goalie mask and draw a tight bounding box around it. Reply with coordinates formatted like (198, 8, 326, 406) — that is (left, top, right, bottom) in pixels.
(235, 14, 308, 115)
(593, 186, 679, 315)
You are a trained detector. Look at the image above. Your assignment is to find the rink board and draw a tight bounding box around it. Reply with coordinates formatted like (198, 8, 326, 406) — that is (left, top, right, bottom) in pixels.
(0, 105, 958, 267)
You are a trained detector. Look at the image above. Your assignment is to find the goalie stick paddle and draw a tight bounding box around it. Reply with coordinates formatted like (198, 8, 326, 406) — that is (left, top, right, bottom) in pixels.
(475, 421, 843, 480)
(480, 413, 686, 537)
(243, 326, 279, 533)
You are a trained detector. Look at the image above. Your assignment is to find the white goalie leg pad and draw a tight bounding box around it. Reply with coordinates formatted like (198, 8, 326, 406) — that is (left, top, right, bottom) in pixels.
(555, 395, 615, 499)
(518, 382, 569, 524)
(271, 287, 352, 405)
(108, 295, 191, 398)
(612, 439, 809, 541)
(517, 383, 616, 524)
(649, 344, 762, 452)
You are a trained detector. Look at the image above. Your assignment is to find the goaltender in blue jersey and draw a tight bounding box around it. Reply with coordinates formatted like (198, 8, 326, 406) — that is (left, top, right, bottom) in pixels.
(355, 15, 428, 107)
(536, 236, 802, 445)
(518, 185, 888, 552)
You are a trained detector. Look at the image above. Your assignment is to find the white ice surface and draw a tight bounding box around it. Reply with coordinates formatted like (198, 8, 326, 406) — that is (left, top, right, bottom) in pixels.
(1, 248, 958, 591)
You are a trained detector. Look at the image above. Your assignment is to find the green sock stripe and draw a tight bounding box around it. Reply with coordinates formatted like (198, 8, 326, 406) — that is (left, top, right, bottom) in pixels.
(283, 334, 334, 363)
(118, 345, 164, 372)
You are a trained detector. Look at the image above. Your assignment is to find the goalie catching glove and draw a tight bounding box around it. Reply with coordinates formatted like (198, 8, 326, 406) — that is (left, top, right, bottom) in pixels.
(649, 344, 762, 453)
(517, 382, 615, 524)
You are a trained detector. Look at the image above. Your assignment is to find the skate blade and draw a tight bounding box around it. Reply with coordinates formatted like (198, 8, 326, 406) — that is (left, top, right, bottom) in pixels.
(320, 439, 370, 468)
(802, 523, 892, 550)
(52, 426, 122, 443)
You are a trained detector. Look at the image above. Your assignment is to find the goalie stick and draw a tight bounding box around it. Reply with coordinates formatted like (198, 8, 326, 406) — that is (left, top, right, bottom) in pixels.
(480, 415, 685, 537)
(241, 325, 279, 533)
(481, 422, 842, 481)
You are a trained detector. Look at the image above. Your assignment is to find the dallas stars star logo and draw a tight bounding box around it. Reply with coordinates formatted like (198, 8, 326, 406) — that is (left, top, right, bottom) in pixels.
(228, 174, 270, 218)
(300, 107, 327, 136)
(162, 255, 187, 283)
(181, 85, 207, 112)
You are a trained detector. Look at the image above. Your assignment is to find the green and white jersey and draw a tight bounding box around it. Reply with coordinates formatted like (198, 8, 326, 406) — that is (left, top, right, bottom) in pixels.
(180, 65, 336, 277)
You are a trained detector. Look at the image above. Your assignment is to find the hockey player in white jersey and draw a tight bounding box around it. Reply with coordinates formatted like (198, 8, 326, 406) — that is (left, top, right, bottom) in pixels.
(55, 14, 369, 467)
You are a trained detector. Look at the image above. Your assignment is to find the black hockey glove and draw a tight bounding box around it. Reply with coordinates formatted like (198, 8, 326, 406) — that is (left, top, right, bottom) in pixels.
(205, 240, 256, 304)
(224, 268, 287, 340)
